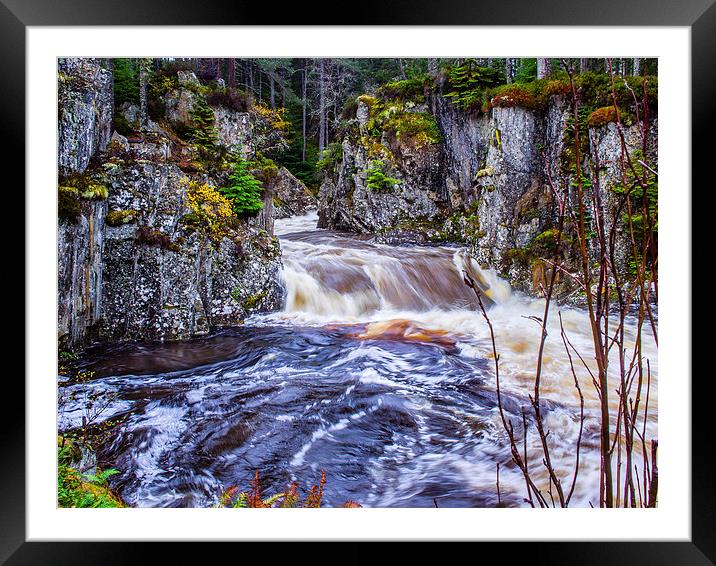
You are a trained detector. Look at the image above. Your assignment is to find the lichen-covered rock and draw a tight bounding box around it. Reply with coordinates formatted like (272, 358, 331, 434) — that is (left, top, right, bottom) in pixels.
(212, 106, 253, 156)
(318, 128, 444, 233)
(58, 199, 107, 348)
(439, 99, 566, 270)
(162, 80, 254, 156)
(58, 63, 285, 348)
(58, 58, 113, 175)
(163, 87, 200, 133)
(318, 90, 657, 299)
(273, 167, 316, 219)
(99, 161, 283, 342)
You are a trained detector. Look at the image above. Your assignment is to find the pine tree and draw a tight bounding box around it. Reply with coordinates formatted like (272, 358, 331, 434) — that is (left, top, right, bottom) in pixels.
(219, 158, 264, 217)
(189, 96, 217, 150)
(113, 58, 139, 106)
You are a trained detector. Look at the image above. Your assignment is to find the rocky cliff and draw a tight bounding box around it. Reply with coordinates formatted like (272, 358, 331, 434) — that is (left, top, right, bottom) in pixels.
(318, 83, 657, 297)
(57, 60, 303, 348)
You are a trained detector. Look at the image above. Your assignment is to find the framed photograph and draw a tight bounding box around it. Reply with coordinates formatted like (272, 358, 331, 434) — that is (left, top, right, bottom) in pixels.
(9, 0, 713, 562)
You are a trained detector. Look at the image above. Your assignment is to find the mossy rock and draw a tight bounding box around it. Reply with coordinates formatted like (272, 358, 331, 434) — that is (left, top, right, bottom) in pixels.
(475, 166, 494, 179)
(243, 290, 268, 311)
(105, 209, 138, 227)
(357, 95, 379, 112)
(588, 106, 619, 128)
(59, 172, 109, 200)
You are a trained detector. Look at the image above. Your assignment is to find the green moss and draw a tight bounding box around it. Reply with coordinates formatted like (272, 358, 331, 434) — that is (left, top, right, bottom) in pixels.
(243, 290, 268, 311)
(475, 166, 494, 179)
(505, 228, 574, 268)
(438, 206, 484, 245)
(60, 172, 109, 200)
(230, 288, 269, 311)
(357, 95, 379, 114)
(359, 136, 392, 161)
(105, 209, 138, 227)
(382, 111, 441, 148)
(248, 153, 280, 184)
(378, 76, 432, 102)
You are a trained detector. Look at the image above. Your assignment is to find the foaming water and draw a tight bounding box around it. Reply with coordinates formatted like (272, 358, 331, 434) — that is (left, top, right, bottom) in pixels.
(59, 212, 657, 508)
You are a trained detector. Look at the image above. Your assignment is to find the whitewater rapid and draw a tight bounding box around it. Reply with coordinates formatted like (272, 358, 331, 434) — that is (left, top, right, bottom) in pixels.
(58, 212, 657, 508)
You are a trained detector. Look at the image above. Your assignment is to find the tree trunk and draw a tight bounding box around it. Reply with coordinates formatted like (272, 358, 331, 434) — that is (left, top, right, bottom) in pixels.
(227, 58, 236, 88)
(139, 59, 149, 129)
(398, 58, 407, 80)
(270, 74, 275, 108)
(302, 67, 307, 161)
(579, 58, 593, 73)
(428, 58, 439, 78)
(319, 59, 326, 154)
(632, 58, 642, 76)
(505, 58, 513, 83)
(536, 58, 552, 79)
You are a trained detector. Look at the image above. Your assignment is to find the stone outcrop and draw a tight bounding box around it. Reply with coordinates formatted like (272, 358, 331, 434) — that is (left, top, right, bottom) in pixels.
(100, 159, 282, 343)
(318, 90, 657, 297)
(57, 60, 284, 349)
(58, 58, 113, 175)
(57, 198, 107, 347)
(273, 166, 316, 219)
(318, 101, 444, 234)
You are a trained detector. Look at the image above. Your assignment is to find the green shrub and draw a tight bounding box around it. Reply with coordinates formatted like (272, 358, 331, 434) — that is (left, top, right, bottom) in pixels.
(366, 160, 401, 192)
(219, 157, 265, 216)
(316, 142, 344, 173)
(443, 60, 502, 111)
(378, 76, 432, 102)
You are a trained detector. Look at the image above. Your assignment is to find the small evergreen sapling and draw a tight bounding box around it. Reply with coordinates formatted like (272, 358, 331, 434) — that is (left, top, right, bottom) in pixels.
(219, 158, 265, 217)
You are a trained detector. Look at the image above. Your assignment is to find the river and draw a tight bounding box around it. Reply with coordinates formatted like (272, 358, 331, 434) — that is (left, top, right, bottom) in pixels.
(58, 212, 657, 508)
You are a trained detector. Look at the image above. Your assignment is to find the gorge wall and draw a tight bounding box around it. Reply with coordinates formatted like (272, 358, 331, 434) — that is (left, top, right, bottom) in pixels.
(318, 84, 657, 298)
(57, 59, 312, 349)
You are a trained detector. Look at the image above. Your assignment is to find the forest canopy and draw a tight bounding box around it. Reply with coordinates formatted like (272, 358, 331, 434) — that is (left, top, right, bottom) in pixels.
(109, 57, 657, 189)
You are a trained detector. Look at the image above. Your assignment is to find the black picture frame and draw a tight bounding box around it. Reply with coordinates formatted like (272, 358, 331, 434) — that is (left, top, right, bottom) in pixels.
(7, 0, 713, 562)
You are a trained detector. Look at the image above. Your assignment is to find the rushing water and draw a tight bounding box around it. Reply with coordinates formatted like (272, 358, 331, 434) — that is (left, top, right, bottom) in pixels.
(58, 212, 657, 508)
